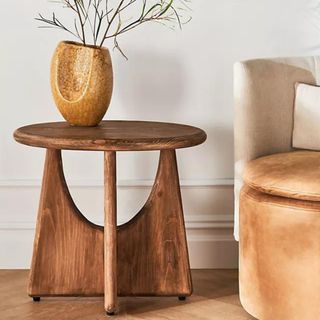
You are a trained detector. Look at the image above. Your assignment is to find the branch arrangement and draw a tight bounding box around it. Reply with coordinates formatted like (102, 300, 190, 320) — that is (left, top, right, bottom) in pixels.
(37, 0, 191, 57)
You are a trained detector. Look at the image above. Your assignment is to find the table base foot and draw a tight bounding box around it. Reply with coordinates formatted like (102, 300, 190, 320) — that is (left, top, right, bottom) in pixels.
(106, 311, 116, 317)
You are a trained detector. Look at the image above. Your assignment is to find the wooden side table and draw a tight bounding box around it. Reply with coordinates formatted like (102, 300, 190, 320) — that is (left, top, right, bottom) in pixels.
(14, 120, 207, 315)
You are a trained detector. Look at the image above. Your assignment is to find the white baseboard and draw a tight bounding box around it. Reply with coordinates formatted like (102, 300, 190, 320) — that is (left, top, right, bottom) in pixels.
(0, 178, 234, 187)
(0, 179, 237, 269)
(0, 227, 238, 269)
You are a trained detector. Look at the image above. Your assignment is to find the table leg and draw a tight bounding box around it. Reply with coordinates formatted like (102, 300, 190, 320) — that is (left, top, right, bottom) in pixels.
(116, 150, 193, 297)
(104, 151, 117, 315)
(28, 149, 104, 298)
(28, 148, 191, 307)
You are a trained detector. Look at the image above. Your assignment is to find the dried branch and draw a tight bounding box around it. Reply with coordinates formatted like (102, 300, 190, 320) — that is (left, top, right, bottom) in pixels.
(36, 0, 192, 56)
(74, 0, 86, 44)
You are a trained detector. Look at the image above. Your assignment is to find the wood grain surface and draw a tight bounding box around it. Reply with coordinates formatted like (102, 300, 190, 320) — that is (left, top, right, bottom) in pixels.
(28, 149, 104, 297)
(29, 149, 192, 301)
(0, 270, 255, 320)
(117, 150, 192, 297)
(104, 151, 117, 314)
(13, 120, 207, 151)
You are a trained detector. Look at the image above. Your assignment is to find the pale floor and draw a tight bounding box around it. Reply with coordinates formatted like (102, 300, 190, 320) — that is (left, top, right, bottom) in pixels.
(0, 270, 255, 320)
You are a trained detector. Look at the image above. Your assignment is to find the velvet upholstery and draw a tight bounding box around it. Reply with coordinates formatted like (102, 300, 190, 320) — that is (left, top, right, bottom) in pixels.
(240, 185, 320, 320)
(234, 56, 320, 240)
(243, 151, 320, 201)
(235, 57, 320, 320)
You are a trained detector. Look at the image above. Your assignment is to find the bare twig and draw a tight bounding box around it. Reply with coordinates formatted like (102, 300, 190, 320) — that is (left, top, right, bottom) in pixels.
(36, 0, 192, 56)
(99, 0, 126, 46)
(73, 0, 86, 44)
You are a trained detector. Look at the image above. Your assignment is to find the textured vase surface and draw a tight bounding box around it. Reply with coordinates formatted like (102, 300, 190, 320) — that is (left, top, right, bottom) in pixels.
(51, 41, 113, 127)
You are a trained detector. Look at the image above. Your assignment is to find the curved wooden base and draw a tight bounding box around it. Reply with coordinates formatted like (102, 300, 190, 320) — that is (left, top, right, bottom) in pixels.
(28, 149, 104, 297)
(28, 149, 192, 303)
(117, 150, 192, 297)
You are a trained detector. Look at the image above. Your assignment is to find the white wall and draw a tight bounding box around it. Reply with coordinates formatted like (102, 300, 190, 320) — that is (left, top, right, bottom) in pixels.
(1, 0, 320, 269)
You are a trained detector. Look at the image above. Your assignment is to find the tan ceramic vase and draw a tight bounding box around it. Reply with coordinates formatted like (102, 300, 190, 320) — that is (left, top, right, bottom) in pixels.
(51, 41, 113, 127)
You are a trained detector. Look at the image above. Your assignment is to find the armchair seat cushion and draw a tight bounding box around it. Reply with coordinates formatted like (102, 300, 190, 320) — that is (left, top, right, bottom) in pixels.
(243, 151, 320, 201)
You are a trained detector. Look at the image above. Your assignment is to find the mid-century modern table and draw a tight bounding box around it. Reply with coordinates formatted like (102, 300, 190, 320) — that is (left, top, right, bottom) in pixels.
(14, 120, 207, 316)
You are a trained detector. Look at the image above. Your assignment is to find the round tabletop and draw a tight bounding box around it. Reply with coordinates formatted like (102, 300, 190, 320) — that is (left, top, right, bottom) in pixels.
(14, 120, 207, 151)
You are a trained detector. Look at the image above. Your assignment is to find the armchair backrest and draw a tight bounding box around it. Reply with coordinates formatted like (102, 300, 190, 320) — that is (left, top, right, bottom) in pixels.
(234, 56, 320, 240)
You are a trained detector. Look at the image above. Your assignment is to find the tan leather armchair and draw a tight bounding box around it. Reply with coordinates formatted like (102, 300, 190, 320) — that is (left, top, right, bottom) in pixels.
(234, 57, 320, 320)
